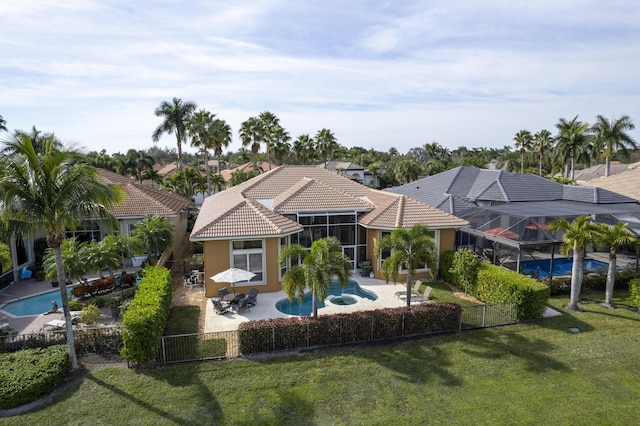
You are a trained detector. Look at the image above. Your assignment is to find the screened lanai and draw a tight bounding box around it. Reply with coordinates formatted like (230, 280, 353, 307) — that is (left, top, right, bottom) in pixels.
(388, 166, 640, 280)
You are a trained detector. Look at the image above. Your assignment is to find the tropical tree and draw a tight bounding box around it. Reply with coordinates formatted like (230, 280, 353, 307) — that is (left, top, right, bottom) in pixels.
(210, 118, 232, 181)
(591, 115, 637, 177)
(532, 129, 553, 176)
(394, 158, 422, 184)
(101, 234, 143, 273)
(42, 238, 89, 283)
(314, 128, 338, 163)
(271, 126, 291, 165)
(0, 115, 7, 132)
(513, 129, 533, 174)
(208, 172, 226, 193)
(152, 97, 197, 171)
(239, 116, 265, 171)
(131, 215, 174, 260)
(593, 222, 637, 307)
(258, 111, 281, 169)
(0, 133, 123, 371)
(293, 134, 316, 165)
(188, 109, 215, 194)
(450, 248, 482, 295)
(376, 224, 438, 307)
(548, 215, 597, 311)
(85, 239, 121, 277)
(554, 116, 590, 180)
(278, 237, 352, 318)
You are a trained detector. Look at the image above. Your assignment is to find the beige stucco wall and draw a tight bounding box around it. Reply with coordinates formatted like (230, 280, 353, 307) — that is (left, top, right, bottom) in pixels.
(202, 237, 283, 298)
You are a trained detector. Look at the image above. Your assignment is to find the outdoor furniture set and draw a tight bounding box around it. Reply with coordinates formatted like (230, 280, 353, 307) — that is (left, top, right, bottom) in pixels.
(212, 287, 259, 315)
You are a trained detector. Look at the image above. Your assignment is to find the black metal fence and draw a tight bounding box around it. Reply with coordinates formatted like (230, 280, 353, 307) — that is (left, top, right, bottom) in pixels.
(460, 302, 519, 330)
(0, 326, 123, 355)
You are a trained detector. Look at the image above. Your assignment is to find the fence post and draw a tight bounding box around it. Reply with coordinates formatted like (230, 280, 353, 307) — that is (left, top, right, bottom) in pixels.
(161, 336, 166, 364)
(482, 305, 487, 328)
(272, 327, 275, 352)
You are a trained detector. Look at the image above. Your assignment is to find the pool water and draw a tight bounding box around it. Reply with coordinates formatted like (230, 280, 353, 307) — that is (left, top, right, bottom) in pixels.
(276, 280, 377, 316)
(1, 286, 73, 317)
(520, 258, 609, 278)
(329, 295, 357, 306)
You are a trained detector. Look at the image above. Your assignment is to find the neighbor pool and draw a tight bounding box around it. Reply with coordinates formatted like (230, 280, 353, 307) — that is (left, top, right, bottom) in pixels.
(519, 258, 609, 278)
(276, 280, 377, 316)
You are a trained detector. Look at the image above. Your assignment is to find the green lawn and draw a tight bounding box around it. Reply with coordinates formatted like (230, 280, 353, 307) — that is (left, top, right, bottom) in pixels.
(2, 291, 640, 425)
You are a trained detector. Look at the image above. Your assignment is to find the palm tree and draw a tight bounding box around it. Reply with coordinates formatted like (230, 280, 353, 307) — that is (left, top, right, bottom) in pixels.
(278, 237, 352, 318)
(210, 118, 232, 186)
(0, 133, 123, 371)
(271, 126, 291, 165)
(188, 110, 215, 194)
(593, 222, 637, 307)
(0, 115, 7, 132)
(259, 111, 281, 169)
(554, 116, 590, 180)
(293, 134, 315, 165)
(101, 234, 143, 273)
(124, 149, 155, 183)
(314, 128, 338, 163)
(393, 158, 422, 184)
(375, 224, 438, 307)
(591, 115, 637, 177)
(152, 97, 197, 171)
(532, 129, 553, 176)
(513, 129, 533, 174)
(208, 172, 226, 193)
(548, 215, 597, 311)
(131, 215, 174, 260)
(239, 116, 265, 171)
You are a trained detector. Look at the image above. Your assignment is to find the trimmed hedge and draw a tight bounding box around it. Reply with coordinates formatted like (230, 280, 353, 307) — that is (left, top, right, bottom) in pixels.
(630, 278, 640, 308)
(0, 344, 69, 409)
(544, 270, 640, 296)
(476, 263, 550, 320)
(440, 250, 458, 285)
(238, 303, 462, 354)
(121, 267, 172, 364)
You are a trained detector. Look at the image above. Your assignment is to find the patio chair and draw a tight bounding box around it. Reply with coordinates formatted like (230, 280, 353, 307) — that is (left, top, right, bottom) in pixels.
(232, 297, 251, 314)
(218, 287, 230, 299)
(246, 288, 259, 306)
(395, 280, 422, 299)
(417, 286, 433, 303)
(211, 298, 230, 315)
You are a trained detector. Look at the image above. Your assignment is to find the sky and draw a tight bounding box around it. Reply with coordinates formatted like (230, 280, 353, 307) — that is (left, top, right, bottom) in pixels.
(1, 1, 639, 156)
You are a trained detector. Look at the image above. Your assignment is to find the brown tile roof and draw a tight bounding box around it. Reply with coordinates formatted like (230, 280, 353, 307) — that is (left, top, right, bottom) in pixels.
(219, 162, 277, 181)
(579, 163, 640, 201)
(99, 169, 191, 218)
(191, 165, 468, 240)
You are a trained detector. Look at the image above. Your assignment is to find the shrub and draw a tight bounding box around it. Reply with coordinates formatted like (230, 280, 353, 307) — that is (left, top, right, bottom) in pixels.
(68, 299, 84, 311)
(80, 304, 101, 325)
(238, 303, 462, 355)
(476, 264, 550, 320)
(0, 345, 68, 409)
(630, 278, 640, 308)
(440, 250, 457, 284)
(121, 267, 172, 364)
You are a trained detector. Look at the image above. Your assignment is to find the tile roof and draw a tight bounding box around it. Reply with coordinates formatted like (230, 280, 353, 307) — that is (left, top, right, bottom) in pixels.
(219, 162, 278, 181)
(99, 169, 191, 218)
(579, 164, 640, 201)
(191, 165, 468, 240)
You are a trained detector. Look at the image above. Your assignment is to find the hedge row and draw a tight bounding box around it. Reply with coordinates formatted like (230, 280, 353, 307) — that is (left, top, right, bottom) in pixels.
(476, 263, 550, 320)
(544, 269, 640, 296)
(238, 303, 462, 354)
(440, 250, 458, 285)
(0, 344, 69, 409)
(120, 267, 172, 364)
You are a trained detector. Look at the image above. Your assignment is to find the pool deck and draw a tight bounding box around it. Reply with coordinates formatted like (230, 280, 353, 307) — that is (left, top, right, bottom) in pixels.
(204, 276, 422, 333)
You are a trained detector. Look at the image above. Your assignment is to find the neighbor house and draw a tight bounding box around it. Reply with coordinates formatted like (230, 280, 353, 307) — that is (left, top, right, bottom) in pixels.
(317, 160, 379, 187)
(190, 165, 468, 296)
(388, 166, 640, 276)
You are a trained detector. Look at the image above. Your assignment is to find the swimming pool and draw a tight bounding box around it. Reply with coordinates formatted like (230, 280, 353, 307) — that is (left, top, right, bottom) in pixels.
(520, 258, 609, 278)
(1, 286, 73, 317)
(276, 280, 377, 316)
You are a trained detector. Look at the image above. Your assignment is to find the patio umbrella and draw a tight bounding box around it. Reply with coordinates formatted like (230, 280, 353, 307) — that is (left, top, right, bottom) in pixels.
(485, 226, 519, 240)
(211, 268, 256, 293)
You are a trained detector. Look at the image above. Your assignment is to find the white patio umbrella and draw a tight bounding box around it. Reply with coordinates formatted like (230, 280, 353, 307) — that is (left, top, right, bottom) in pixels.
(211, 268, 256, 293)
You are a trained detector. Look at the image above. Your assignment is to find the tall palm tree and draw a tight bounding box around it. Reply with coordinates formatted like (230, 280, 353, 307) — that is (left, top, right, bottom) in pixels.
(152, 97, 197, 171)
(258, 111, 281, 170)
(0, 115, 7, 132)
(314, 128, 338, 163)
(393, 158, 422, 184)
(187, 110, 215, 194)
(271, 126, 291, 165)
(0, 133, 123, 371)
(549, 215, 597, 311)
(554, 116, 590, 180)
(376, 224, 438, 307)
(239, 116, 265, 171)
(278, 237, 352, 318)
(293, 134, 315, 165)
(210, 118, 231, 181)
(513, 129, 533, 174)
(591, 115, 637, 177)
(593, 222, 636, 307)
(532, 129, 553, 176)
(124, 149, 155, 183)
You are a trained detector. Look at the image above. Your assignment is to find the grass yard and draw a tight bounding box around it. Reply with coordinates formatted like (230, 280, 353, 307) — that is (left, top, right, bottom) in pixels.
(2, 291, 640, 425)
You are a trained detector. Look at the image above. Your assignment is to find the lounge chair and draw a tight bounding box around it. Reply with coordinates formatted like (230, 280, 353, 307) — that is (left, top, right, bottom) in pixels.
(246, 288, 259, 306)
(395, 280, 422, 299)
(232, 297, 251, 314)
(212, 298, 230, 315)
(43, 319, 66, 331)
(416, 286, 433, 303)
(218, 287, 232, 300)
